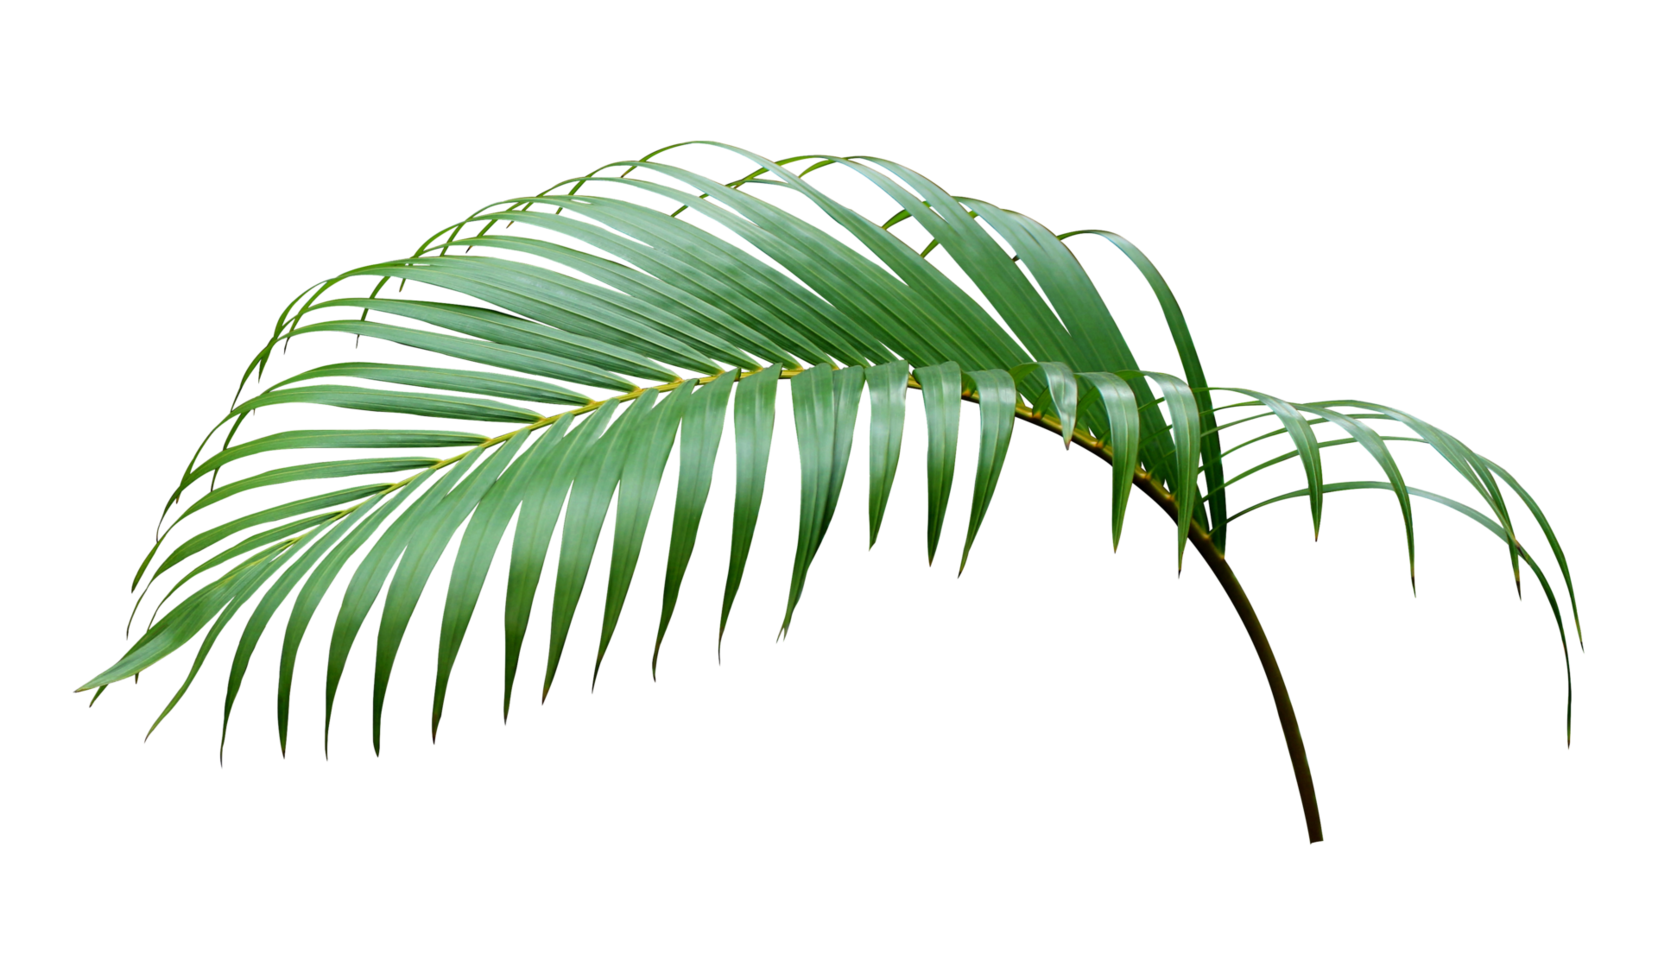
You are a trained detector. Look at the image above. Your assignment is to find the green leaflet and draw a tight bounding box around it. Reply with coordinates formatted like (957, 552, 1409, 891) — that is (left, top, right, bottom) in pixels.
(230, 384, 544, 425)
(326, 455, 479, 751)
(720, 364, 781, 645)
(457, 222, 799, 371)
(221, 497, 380, 755)
(655, 370, 736, 672)
(710, 150, 1024, 368)
(865, 360, 909, 548)
(504, 404, 614, 717)
(779, 364, 868, 646)
(958, 200, 1143, 386)
(1221, 481, 1573, 741)
(595, 380, 697, 683)
(348, 257, 724, 375)
(285, 320, 650, 394)
(1077, 372, 1141, 551)
(271, 361, 589, 406)
(849, 167, 1082, 367)
(152, 520, 336, 752)
(144, 484, 387, 589)
(369, 431, 530, 752)
(1125, 371, 1202, 570)
(434, 416, 573, 735)
(1297, 405, 1417, 587)
(172, 457, 438, 526)
(1012, 361, 1078, 447)
(1480, 457, 1581, 645)
(962, 369, 1016, 573)
(917, 362, 962, 565)
(1318, 400, 1521, 594)
(143, 511, 343, 633)
(174, 428, 484, 505)
(1215, 388, 1324, 540)
(444, 234, 775, 370)
(545, 392, 658, 697)
(78, 543, 289, 691)
(278, 475, 434, 751)
(483, 199, 855, 368)
(1057, 229, 1228, 550)
(1207, 434, 1425, 500)
(309, 298, 677, 382)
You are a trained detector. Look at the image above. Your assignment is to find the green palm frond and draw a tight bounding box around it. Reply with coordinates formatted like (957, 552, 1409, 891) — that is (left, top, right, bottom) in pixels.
(82, 142, 1581, 843)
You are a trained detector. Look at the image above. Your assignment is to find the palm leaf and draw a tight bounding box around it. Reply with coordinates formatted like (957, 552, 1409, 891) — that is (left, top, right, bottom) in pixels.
(84, 143, 1581, 843)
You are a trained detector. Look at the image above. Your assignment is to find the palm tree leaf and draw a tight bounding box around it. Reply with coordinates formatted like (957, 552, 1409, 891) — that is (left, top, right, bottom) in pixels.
(371, 432, 530, 751)
(557, 179, 888, 368)
(309, 298, 677, 382)
(1076, 371, 1141, 551)
(277, 477, 431, 750)
(962, 369, 1017, 572)
(153, 520, 333, 752)
(347, 256, 728, 374)
(1315, 400, 1522, 594)
(1295, 406, 1417, 586)
(504, 409, 606, 717)
(1058, 230, 1228, 549)
(174, 428, 485, 506)
(655, 370, 738, 671)
(286, 320, 638, 392)
(326, 456, 479, 750)
(1127, 371, 1203, 570)
(84, 145, 1580, 838)
(917, 361, 963, 565)
(1208, 436, 1423, 507)
(435, 417, 573, 732)
(1222, 480, 1573, 741)
(779, 364, 868, 646)
(481, 199, 846, 367)
(445, 233, 782, 370)
(172, 457, 439, 526)
(269, 361, 589, 407)
(231, 384, 543, 425)
(546, 394, 656, 697)
(596, 381, 698, 680)
(721, 364, 781, 644)
(464, 215, 805, 368)
(1213, 388, 1325, 539)
(144, 483, 386, 590)
(1480, 457, 1581, 643)
(865, 360, 910, 548)
(228, 497, 381, 755)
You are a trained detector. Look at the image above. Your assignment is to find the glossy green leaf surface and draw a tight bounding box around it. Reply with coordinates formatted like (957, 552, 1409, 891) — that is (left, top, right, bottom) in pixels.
(865, 360, 909, 547)
(656, 370, 737, 670)
(962, 369, 1016, 572)
(721, 364, 780, 644)
(916, 361, 962, 565)
(87, 144, 1577, 798)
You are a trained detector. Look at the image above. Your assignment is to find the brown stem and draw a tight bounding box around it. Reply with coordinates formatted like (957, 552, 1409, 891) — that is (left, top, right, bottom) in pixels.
(994, 393, 1324, 844)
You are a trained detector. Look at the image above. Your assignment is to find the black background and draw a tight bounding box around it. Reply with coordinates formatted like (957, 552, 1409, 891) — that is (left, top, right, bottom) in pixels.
(35, 74, 1618, 875)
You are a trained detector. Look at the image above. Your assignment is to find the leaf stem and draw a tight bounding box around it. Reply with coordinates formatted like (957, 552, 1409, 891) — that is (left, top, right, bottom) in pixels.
(976, 381, 1323, 844)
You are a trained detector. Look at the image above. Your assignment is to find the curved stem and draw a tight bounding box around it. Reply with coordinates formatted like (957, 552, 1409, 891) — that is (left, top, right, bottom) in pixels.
(996, 392, 1324, 844)
(1190, 539, 1323, 843)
